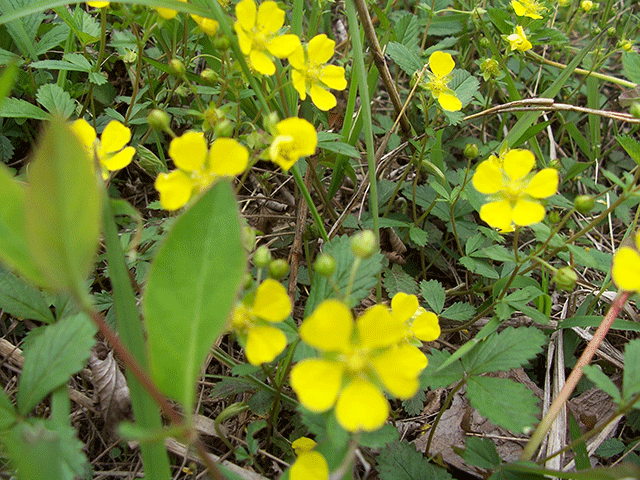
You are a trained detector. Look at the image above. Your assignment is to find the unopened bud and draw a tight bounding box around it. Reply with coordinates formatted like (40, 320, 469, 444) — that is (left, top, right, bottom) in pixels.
(268, 259, 289, 280)
(553, 267, 578, 291)
(147, 109, 171, 131)
(607, 27, 617, 38)
(464, 143, 479, 159)
(479, 37, 489, 49)
(351, 230, 377, 259)
(213, 35, 231, 51)
(214, 119, 234, 138)
(253, 245, 271, 268)
(630, 103, 640, 119)
(548, 210, 561, 224)
(313, 253, 336, 277)
(169, 58, 186, 77)
(574, 195, 595, 214)
(200, 68, 218, 85)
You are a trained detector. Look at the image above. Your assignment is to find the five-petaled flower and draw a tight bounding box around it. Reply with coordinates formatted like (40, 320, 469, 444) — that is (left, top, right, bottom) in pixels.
(391, 292, 440, 343)
(231, 279, 292, 366)
(424, 51, 462, 112)
(511, 0, 544, 19)
(269, 117, 317, 171)
(507, 26, 533, 52)
(290, 299, 428, 432)
(71, 119, 136, 180)
(612, 233, 640, 295)
(290, 438, 329, 480)
(289, 34, 347, 111)
(154, 132, 248, 210)
(234, 0, 300, 75)
(472, 149, 558, 232)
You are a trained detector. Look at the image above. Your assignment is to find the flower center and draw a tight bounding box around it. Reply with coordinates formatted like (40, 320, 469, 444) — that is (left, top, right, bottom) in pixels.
(503, 177, 528, 201)
(344, 347, 370, 373)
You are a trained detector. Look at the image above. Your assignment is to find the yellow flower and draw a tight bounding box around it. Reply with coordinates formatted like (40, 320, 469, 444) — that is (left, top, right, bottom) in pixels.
(192, 15, 219, 36)
(231, 279, 292, 365)
(511, 0, 544, 19)
(87, 1, 109, 7)
(612, 233, 640, 294)
(156, 0, 187, 20)
(154, 132, 248, 210)
(71, 119, 136, 180)
(580, 0, 594, 12)
(290, 438, 328, 480)
(424, 51, 462, 112)
(289, 34, 347, 111)
(234, 0, 301, 75)
(290, 300, 428, 432)
(507, 26, 533, 52)
(269, 117, 317, 171)
(472, 149, 558, 232)
(390, 292, 440, 343)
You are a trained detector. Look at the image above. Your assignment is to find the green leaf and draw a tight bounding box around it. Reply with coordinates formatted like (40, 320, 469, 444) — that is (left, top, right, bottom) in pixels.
(461, 327, 546, 376)
(455, 436, 501, 470)
(17, 313, 97, 415)
(473, 245, 515, 263)
(359, 424, 399, 449)
(460, 255, 500, 279)
(0, 61, 18, 102)
(616, 135, 640, 166)
(623, 51, 640, 84)
(377, 440, 453, 480)
(386, 41, 422, 76)
(0, 264, 54, 323)
(466, 376, 539, 433)
(383, 263, 418, 298)
(0, 388, 16, 431)
(1, 418, 89, 480)
(25, 117, 102, 295)
(402, 389, 425, 416)
(0, 97, 50, 120)
(452, 70, 480, 106)
(623, 339, 640, 403)
(0, 0, 42, 60)
(143, 181, 246, 409)
(441, 302, 476, 321)
(317, 132, 360, 159)
(421, 349, 465, 390)
(30, 53, 92, 73)
(408, 226, 428, 246)
(35, 84, 76, 119)
(595, 438, 625, 459)
(420, 279, 445, 314)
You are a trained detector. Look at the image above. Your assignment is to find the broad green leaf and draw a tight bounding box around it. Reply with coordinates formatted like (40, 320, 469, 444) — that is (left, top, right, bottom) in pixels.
(359, 424, 399, 448)
(0, 0, 42, 60)
(466, 376, 539, 433)
(623, 339, 640, 403)
(1, 418, 89, 480)
(582, 366, 621, 404)
(393, 11, 420, 49)
(461, 327, 546, 376)
(25, 117, 102, 295)
(616, 135, 640, 166)
(459, 256, 499, 279)
(30, 53, 93, 73)
(17, 313, 96, 415)
(420, 279, 445, 314)
(473, 245, 515, 263)
(622, 51, 640, 84)
(0, 264, 54, 323)
(386, 41, 422, 76)
(0, 97, 50, 120)
(143, 181, 246, 409)
(452, 70, 480, 106)
(408, 226, 428, 246)
(383, 263, 418, 297)
(455, 436, 501, 470)
(441, 302, 476, 321)
(35, 84, 76, 119)
(377, 440, 453, 480)
(420, 348, 465, 390)
(0, 388, 16, 431)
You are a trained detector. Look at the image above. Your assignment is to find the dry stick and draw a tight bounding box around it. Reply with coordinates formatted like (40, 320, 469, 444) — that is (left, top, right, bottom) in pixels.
(352, 0, 413, 136)
(519, 290, 631, 461)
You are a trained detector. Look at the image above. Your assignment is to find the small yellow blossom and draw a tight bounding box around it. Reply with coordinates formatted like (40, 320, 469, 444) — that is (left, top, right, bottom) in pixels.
(269, 117, 317, 171)
(156, 0, 187, 20)
(231, 279, 292, 365)
(71, 119, 135, 180)
(620, 40, 634, 53)
(290, 300, 428, 432)
(289, 34, 347, 111)
(290, 451, 328, 480)
(424, 51, 462, 112)
(507, 26, 533, 52)
(612, 233, 640, 294)
(192, 15, 219, 36)
(154, 132, 248, 210)
(511, 0, 544, 19)
(580, 0, 594, 12)
(234, 0, 300, 75)
(87, 1, 109, 7)
(390, 292, 440, 343)
(472, 149, 558, 232)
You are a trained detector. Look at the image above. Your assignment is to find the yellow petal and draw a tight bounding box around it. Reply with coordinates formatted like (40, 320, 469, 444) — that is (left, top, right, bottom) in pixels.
(290, 359, 344, 412)
(291, 437, 317, 455)
(276, 117, 318, 156)
(100, 120, 131, 154)
(512, 198, 545, 226)
(391, 292, 419, 323)
(267, 34, 301, 59)
(371, 344, 427, 398)
(479, 199, 513, 231)
(525, 168, 558, 198)
(309, 84, 336, 111)
(472, 160, 503, 194)
(102, 146, 135, 171)
(511, 0, 526, 16)
(235, 24, 253, 55)
(288, 44, 306, 70)
(169, 131, 207, 172)
(71, 118, 97, 156)
(335, 378, 388, 432)
(250, 50, 276, 76)
(612, 247, 640, 292)
(307, 34, 334, 65)
(87, 1, 109, 8)
(256, 1, 284, 34)
(299, 299, 353, 352)
(356, 305, 406, 349)
(319, 65, 347, 90)
(209, 138, 249, 176)
(411, 311, 440, 341)
(438, 93, 462, 112)
(290, 452, 329, 480)
(291, 70, 307, 100)
(251, 278, 292, 322)
(502, 149, 535, 181)
(235, 0, 256, 32)
(245, 325, 287, 365)
(429, 51, 455, 78)
(155, 170, 193, 211)
(191, 15, 219, 36)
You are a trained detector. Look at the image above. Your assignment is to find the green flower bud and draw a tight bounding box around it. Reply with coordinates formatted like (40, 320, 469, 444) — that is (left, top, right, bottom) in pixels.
(214, 119, 235, 138)
(630, 103, 640, 119)
(553, 267, 578, 291)
(313, 253, 336, 277)
(480, 57, 500, 81)
(122, 48, 137, 64)
(620, 40, 634, 52)
(591, 26, 601, 36)
(253, 245, 272, 268)
(479, 37, 489, 49)
(200, 68, 218, 85)
(548, 210, 561, 224)
(549, 158, 562, 170)
(242, 272, 254, 290)
(607, 27, 617, 38)
(169, 58, 186, 77)
(574, 195, 595, 213)
(268, 259, 290, 280)
(351, 230, 377, 259)
(147, 109, 171, 132)
(213, 35, 231, 51)
(464, 143, 479, 159)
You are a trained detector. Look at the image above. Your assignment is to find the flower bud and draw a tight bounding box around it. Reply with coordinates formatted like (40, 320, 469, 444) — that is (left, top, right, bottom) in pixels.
(574, 195, 595, 214)
(464, 143, 479, 159)
(214, 119, 235, 138)
(242, 272, 254, 289)
(268, 259, 290, 280)
(213, 35, 231, 51)
(169, 58, 186, 77)
(122, 48, 137, 64)
(200, 68, 218, 85)
(351, 230, 377, 259)
(479, 37, 489, 49)
(630, 103, 640, 119)
(591, 26, 601, 37)
(549, 158, 562, 170)
(553, 267, 578, 291)
(313, 253, 336, 277)
(480, 57, 500, 81)
(607, 27, 617, 38)
(548, 210, 561, 224)
(580, 0, 593, 12)
(147, 109, 171, 131)
(619, 40, 634, 52)
(253, 245, 272, 268)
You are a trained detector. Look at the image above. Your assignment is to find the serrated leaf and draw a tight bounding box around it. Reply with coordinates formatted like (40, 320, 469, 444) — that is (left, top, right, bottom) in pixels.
(402, 389, 425, 416)
(386, 41, 422, 76)
(595, 438, 625, 458)
(0, 264, 54, 323)
(451, 70, 480, 106)
(0, 97, 50, 120)
(421, 349, 464, 390)
(408, 226, 428, 246)
(17, 313, 97, 415)
(623, 51, 640, 84)
(305, 235, 385, 314)
(35, 84, 76, 118)
(461, 327, 546, 376)
(377, 440, 453, 480)
(359, 424, 399, 448)
(143, 181, 246, 409)
(383, 263, 418, 298)
(317, 132, 360, 159)
(441, 302, 475, 321)
(616, 135, 640, 166)
(474, 245, 515, 263)
(0, 0, 42, 59)
(456, 436, 501, 470)
(25, 117, 102, 295)
(209, 377, 254, 399)
(1, 418, 89, 480)
(466, 376, 539, 433)
(624, 339, 640, 402)
(88, 71, 108, 85)
(393, 11, 420, 49)
(459, 256, 499, 279)
(420, 279, 445, 314)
